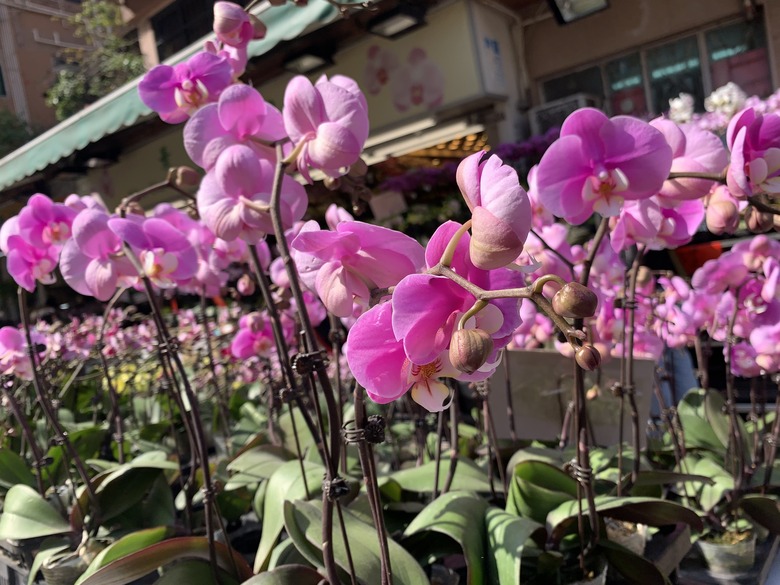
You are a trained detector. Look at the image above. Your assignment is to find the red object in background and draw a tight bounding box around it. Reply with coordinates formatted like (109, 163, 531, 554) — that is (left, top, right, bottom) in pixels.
(675, 241, 723, 276)
(710, 48, 772, 98)
(170, 297, 179, 313)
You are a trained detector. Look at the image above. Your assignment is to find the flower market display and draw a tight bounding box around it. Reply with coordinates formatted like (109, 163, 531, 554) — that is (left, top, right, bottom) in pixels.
(0, 2, 780, 585)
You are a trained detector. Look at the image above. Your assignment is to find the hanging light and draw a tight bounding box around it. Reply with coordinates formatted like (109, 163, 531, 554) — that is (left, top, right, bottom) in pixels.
(548, 0, 609, 24)
(367, 3, 427, 39)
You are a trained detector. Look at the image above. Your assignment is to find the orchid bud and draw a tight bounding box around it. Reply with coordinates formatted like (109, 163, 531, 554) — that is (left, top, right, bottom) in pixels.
(449, 328, 494, 374)
(237, 274, 255, 296)
(213, 2, 251, 47)
(746, 205, 773, 233)
(706, 199, 740, 235)
(170, 166, 201, 189)
(586, 384, 601, 401)
(552, 282, 598, 319)
(575, 344, 601, 371)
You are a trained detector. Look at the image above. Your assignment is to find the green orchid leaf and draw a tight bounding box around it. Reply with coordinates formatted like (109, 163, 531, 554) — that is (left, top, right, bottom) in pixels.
(226, 445, 291, 490)
(78, 537, 252, 585)
(403, 491, 489, 585)
(509, 460, 577, 524)
(598, 540, 670, 585)
(241, 565, 323, 585)
(389, 457, 493, 494)
(283, 499, 429, 585)
(155, 559, 239, 585)
(740, 494, 780, 536)
(485, 507, 545, 585)
(547, 496, 703, 544)
(0, 448, 37, 490)
(42, 427, 106, 485)
(75, 527, 173, 585)
(253, 460, 324, 573)
(0, 484, 71, 540)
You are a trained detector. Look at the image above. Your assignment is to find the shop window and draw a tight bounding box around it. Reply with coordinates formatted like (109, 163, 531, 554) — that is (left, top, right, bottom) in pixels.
(152, 0, 219, 61)
(605, 53, 645, 116)
(543, 66, 604, 103)
(646, 36, 703, 114)
(706, 18, 770, 98)
(152, 0, 250, 61)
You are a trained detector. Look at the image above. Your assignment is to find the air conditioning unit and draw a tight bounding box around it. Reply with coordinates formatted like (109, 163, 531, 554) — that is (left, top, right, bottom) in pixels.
(529, 93, 602, 135)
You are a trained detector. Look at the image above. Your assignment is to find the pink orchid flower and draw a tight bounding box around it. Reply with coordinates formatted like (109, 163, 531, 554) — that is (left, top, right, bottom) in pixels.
(3, 236, 59, 293)
(726, 108, 780, 197)
(184, 84, 286, 170)
(0, 326, 33, 380)
(391, 221, 522, 365)
(535, 108, 673, 224)
(610, 197, 704, 251)
(457, 151, 532, 269)
(691, 253, 749, 295)
(231, 313, 275, 359)
(347, 302, 496, 412)
(283, 74, 369, 183)
(750, 321, 780, 373)
(730, 342, 763, 377)
(197, 144, 307, 242)
(291, 219, 425, 318)
(17, 194, 77, 248)
(59, 209, 136, 301)
(139, 52, 233, 124)
(108, 215, 198, 289)
(650, 119, 728, 204)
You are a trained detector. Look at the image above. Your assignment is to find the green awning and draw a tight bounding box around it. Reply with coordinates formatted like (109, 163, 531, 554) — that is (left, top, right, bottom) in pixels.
(0, 0, 339, 192)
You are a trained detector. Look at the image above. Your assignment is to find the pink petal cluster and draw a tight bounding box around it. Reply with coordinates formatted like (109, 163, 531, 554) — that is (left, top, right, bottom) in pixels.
(535, 108, 673, 224)
(184, 84, 286, 171)
(1, 194, 76, 292)
(650, 119, 728, 204)
(291, 219, 425, 318)
(0, 326, 33, 380)
(197, 144, 307, 241)
(139, 52, 233, 124)
(726, 107, 780, 197)
(283, 75, 369, 183)
(60, 209, 136, 301)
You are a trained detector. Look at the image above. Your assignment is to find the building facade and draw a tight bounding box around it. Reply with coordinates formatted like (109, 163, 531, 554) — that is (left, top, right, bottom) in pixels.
(0, 0, 83, 128)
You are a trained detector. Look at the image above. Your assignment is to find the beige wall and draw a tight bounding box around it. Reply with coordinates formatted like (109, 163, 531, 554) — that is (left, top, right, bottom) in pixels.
(89, 125, 192, 209)
(15, 9, 82, 128)
(0, 4, 82, 129)
(523, 0, 751, 100)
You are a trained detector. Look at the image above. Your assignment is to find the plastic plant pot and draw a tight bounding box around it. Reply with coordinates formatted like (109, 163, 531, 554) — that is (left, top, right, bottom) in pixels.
(697, 532, 756, 575)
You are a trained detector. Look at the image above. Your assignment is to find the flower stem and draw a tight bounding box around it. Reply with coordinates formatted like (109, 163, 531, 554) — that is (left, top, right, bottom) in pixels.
(269, 143, 345, 584)
(439, 219, 472, 268)
(0, 379, 47, 495)
(18, 288, 100, 524)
